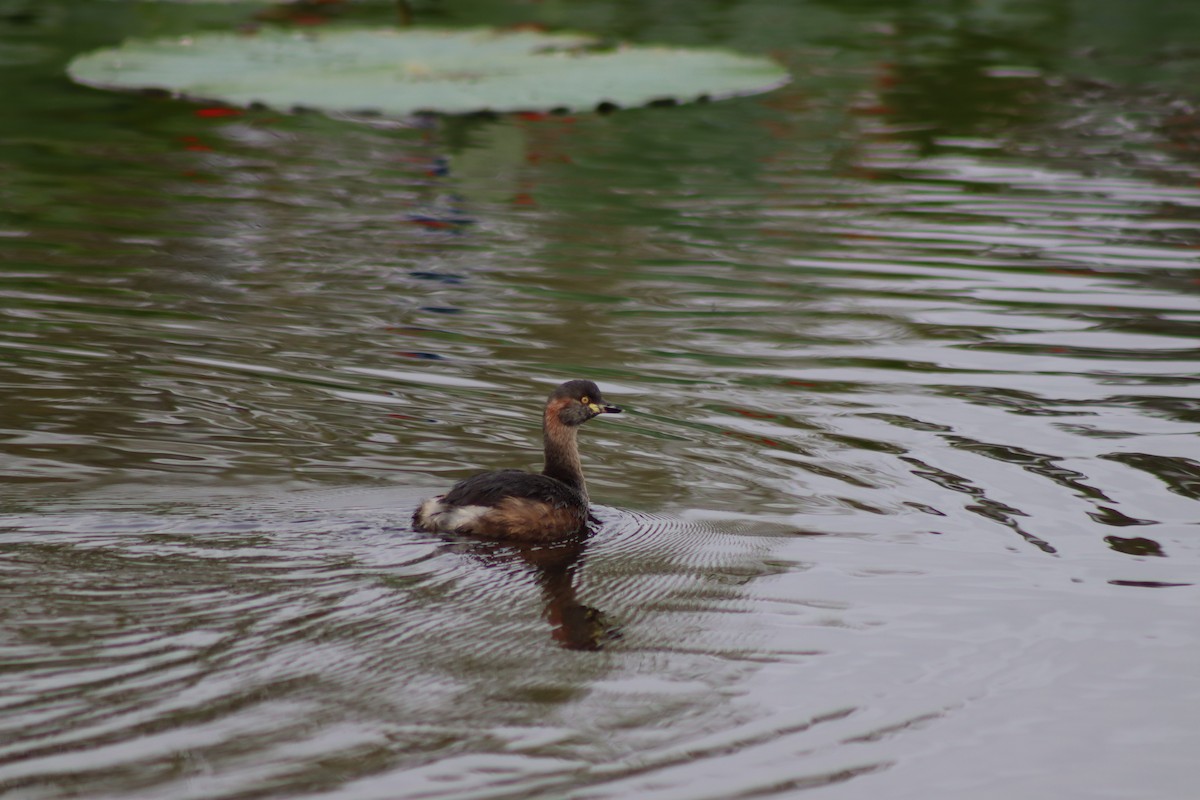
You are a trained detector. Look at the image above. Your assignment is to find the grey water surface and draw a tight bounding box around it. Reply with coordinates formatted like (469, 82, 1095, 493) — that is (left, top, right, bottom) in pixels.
(2, 1, 1199, 798)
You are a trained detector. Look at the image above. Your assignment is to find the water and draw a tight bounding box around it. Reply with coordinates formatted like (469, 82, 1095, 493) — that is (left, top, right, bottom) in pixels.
(2, 1, 1200, 798)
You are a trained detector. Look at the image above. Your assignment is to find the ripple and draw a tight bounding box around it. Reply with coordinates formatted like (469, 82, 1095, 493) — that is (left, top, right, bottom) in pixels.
(6, 6, 1200, 797)
(0, 491, 853, 799)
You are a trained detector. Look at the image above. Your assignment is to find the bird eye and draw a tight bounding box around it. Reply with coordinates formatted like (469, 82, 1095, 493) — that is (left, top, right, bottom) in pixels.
(580, 396, 590, 405)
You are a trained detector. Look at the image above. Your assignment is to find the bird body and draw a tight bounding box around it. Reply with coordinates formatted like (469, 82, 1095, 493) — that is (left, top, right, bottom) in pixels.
(413, 380, 621, 541)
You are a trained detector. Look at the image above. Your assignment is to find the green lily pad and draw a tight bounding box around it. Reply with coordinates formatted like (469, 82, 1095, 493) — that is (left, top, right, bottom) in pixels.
(67, 27, 789, 117)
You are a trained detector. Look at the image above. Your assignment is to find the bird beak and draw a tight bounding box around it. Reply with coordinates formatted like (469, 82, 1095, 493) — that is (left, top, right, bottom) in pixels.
(590, 402, 622, 414)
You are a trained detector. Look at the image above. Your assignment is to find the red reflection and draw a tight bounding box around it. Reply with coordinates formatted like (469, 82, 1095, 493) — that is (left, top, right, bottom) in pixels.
(195, 108, 242, 119)
(177, 135, 212, 152)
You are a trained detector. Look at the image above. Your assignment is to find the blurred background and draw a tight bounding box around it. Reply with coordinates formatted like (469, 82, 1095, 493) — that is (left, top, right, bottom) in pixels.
(1, 1, 1198, 798)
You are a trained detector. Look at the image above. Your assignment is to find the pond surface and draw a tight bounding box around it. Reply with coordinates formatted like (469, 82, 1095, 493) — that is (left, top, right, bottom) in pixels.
(2, 1, 1200, 798)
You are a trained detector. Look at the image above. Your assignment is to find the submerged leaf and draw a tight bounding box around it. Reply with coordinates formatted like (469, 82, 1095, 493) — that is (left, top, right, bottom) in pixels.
(67, 27, 789, 117)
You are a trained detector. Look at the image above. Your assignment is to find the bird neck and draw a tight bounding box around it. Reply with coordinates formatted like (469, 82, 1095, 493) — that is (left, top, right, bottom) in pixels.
(542, 415, 587, 502)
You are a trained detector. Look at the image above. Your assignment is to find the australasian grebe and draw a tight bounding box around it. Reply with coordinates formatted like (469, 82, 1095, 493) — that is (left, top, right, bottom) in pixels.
(412, 380, 622, 541)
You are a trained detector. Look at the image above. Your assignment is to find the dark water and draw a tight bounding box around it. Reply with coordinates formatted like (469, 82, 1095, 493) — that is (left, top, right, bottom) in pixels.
(3, 1, 1200, 798)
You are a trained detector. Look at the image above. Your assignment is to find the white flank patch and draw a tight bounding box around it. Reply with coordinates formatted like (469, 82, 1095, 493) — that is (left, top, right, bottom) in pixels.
(415, 497, 491, 532)
(443, 505, 490, 531)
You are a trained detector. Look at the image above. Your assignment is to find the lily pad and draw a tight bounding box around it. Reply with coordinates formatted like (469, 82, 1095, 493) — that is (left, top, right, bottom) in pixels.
(67, 27, 789, 117)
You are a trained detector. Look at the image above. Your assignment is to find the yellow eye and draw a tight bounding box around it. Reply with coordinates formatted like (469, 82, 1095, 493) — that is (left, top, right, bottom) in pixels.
(580, 396, 590, 405)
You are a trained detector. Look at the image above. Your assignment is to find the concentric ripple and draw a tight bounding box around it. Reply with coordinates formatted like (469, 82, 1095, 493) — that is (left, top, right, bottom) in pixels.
(3, 1, 1200, 798)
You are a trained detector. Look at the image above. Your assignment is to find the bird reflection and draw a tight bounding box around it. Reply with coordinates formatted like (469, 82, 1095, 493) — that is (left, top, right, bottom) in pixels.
(448, 531, 619, 651)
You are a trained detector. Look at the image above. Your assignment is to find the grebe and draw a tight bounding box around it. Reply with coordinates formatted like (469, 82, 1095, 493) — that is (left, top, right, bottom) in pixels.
(412, 380, 622, 541)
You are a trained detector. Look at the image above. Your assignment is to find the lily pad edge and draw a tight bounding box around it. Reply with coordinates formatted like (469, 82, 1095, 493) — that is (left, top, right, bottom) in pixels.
(66, 26, 792, 119)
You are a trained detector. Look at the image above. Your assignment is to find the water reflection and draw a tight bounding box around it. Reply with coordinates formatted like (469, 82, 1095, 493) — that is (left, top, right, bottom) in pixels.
(3, 0, 1200, 797)
(450, 532, 620, 651)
